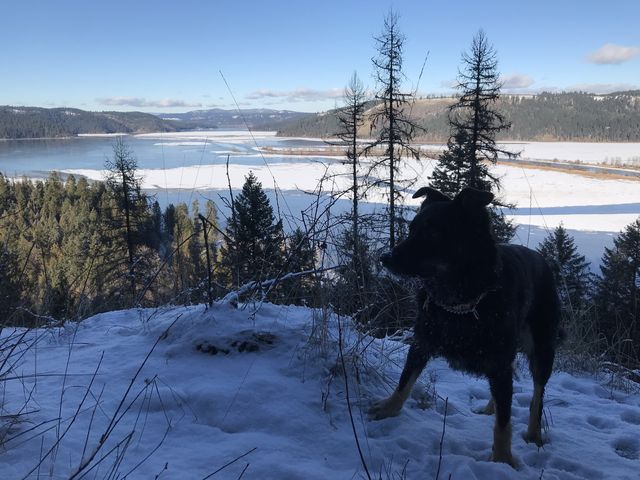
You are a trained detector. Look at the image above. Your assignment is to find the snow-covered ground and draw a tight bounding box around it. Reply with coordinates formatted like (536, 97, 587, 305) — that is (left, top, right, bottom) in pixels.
(1, 304, 638, 479)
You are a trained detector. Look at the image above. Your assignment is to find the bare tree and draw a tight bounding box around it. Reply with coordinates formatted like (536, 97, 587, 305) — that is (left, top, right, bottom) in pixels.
(335, 72, 368, 243)
(368, 11, 421, 248)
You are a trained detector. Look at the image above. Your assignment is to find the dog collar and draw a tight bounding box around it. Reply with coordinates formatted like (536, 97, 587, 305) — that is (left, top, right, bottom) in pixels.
(423, 291, 490, 319)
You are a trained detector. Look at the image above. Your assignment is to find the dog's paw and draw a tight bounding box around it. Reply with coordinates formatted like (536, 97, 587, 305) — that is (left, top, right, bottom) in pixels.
(489, 451, 519, 469)
(369, 398, 402, 420)
(523, 431, 546, 448)
(474, 398, 495, 415)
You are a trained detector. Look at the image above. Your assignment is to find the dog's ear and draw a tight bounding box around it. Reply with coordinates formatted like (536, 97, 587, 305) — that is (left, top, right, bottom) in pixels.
(412, 187, 451, 203)
(455, 188, 494, 209)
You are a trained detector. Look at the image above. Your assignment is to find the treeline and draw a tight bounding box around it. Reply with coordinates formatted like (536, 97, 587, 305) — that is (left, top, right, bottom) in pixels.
(0, 106, 179, 139)
(536, 224, 640, 367)
(162, 108, 311, 130)
(0, 169, 317, 325)
(276, 91, 640, 143)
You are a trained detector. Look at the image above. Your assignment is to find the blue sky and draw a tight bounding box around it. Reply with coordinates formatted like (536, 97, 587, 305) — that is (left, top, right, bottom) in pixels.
(1, 0, 639, 113)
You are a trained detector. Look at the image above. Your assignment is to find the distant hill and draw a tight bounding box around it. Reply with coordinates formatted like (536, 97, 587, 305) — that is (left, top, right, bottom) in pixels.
(0, 106, 181, 139)
(275, 91, 640, 142)
(158, 108, 312, 130)
(6, 92, 640, 141)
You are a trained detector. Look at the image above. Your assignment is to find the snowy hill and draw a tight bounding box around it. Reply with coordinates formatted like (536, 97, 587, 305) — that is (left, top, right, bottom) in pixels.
(1, 303, 638, 479)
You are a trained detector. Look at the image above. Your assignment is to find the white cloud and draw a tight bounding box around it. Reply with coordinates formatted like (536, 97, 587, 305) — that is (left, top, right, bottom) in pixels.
(97, 97, 203, 108)
(501, 73, 535, 89)
(245, 88, 343, 102)
(587, 43, 640, 64)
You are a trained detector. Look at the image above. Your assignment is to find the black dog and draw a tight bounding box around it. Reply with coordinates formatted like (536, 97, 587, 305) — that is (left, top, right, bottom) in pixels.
(370, 187, 561, 466)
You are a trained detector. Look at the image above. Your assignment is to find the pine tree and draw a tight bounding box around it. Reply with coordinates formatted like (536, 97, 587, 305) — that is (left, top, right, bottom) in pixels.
(430, 129, 483, 197)
(0, 247, 22, 321)
(104, 137, 148, 301)
(595, 219, 640, 364)
(221, 172, 284, 289)
(171, 202, 197, 299)
(277, 228, 317, 305)
(332, 227, 375, 318)
(537, 224, 592, 312)
(430, 30, 515, 242)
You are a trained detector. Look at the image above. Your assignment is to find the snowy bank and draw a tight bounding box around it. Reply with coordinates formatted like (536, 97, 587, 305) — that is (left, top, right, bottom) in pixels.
(1, 304, 638, 479)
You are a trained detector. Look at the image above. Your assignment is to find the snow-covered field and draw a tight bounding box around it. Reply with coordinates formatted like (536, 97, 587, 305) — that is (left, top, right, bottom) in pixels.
(420, 142, 640, 166)
(505, 142, 640, 166)
(64, 153, 640, 234)
(1, 304, 638, 479)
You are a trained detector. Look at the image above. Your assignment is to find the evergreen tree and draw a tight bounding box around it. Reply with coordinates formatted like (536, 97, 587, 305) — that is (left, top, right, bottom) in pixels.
(537, 224, 592, 312)
(430, 129, 483, 197)
(368, 11, 422, 248)
(332, 227, 375, 317)
(220, 172, 284, 289)
(202, 198, 220, 255)
(104, 137, 147, 301)
(430, 30, 515, 242)
(0, 173, 168, 321)
(595, 219, 640, 364)
(171, 202, 197, 298)
(277, 228, 317, 305)
(0, 247, 22, 321)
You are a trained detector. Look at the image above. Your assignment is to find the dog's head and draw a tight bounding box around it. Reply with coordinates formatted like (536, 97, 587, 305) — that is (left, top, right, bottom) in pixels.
(381, 187, 498, 305)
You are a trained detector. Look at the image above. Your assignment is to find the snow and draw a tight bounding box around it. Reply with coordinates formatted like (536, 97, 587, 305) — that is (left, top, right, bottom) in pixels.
(153, 141, 211, 147)
(1, 304, 638, 479)
(62, 157, 640, 233)
(77, 133, 130, 137)
(510, 214, 639, 233)
(504, 142, 640, 166)
(134, 131, 278, 141)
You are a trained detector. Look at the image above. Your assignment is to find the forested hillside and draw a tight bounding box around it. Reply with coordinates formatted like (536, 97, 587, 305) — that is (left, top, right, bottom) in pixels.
(0, 106, 180, 139)
(276, 91, 640, 142)
(160, 108, 312, 130)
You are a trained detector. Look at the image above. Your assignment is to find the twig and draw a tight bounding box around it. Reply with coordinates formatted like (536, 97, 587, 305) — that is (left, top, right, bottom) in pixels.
(236, 463, 250, 479)
(201, 447, 257, 479)
(337, 317, 372, 480)
(220, 266, 338, 305)
(435, 397, 448, 480)
(20, 352, 104, 480)
(68, 316, 179, 479)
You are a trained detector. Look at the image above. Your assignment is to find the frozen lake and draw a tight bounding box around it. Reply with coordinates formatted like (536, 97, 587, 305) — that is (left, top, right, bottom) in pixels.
(2, 131, 639, 270)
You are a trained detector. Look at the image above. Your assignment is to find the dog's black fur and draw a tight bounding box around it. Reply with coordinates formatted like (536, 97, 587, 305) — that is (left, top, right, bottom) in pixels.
(370, 187, 561, 466)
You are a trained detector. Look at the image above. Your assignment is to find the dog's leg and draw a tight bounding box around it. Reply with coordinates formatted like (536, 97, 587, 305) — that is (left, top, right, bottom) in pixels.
(525, 314, 556, 447)
(524, 383, 545, 446)
(489, 368, 516, 467)
(525, 345, 554, 446)
(370, 342, 430, 420)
